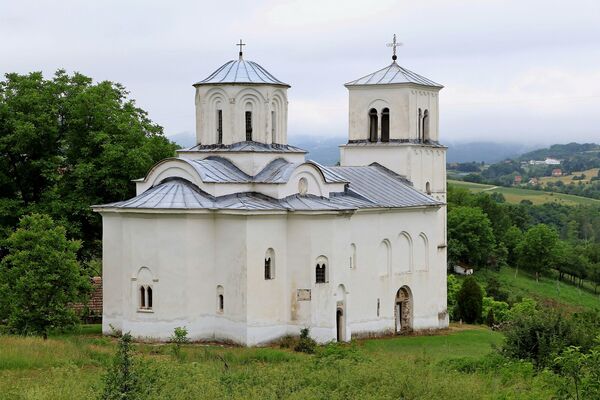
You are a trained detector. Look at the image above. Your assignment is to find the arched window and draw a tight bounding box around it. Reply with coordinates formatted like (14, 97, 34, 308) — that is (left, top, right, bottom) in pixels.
(350, 243, 357, 269)
(378, 239, 391, 277)
(147, 286, 153, 309)
(264, 248, 275, 280)
(417, 108, 422, 140)
(217, 285, 224, 313)
(245, 111, 253, 141)
(415, 233, 429, 271)
(271, 111, 276, 143)
(381, 108, 390, 142)
(316, 264, 326, 283)
(368, 108, 378, 142)
(426, 181, 432, 195)
(140, 286, 146, 309)
(217, 109, 223, 144)
(423, 110, 429, 141)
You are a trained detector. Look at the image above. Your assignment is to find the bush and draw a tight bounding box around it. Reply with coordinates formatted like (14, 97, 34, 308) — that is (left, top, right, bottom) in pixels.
(294, 328, 316, 354)
(456, 276, 483, 323)
(482, 296, 509, 324)
(100, 333, 143, 400)
(170, 326, 189, 360)
(447, 275, 462, 321)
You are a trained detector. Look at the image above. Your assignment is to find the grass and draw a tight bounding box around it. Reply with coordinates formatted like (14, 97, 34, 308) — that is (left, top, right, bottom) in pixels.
(475, 266, 600, 311)
(448, 179, 600, 206)
(0, 325, 560, 399)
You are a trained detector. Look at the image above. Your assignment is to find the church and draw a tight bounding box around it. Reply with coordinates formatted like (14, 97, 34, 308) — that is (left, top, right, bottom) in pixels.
(94, 38, 448, 345)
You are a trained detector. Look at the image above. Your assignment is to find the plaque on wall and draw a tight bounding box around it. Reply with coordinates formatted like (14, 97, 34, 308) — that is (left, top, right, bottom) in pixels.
(297, 289, 311, 301)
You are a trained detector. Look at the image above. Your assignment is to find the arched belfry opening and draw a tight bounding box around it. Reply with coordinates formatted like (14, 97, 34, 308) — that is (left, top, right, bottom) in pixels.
(381, 108, 390, 142)
(395, 286, 413, 333)
(417, 108, 422, 141)
(368, 108, 378, 142)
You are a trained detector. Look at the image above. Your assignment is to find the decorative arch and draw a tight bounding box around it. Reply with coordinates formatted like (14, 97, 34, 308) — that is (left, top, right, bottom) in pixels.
(417, 108, 423, 140)
(264, 248, 275, 280)
(378, 239, 391, 277)
(271, 91, 286, 144)
(426, 181, 432, 195)
(414, 233, 429, 271)
(205, 88, 228, 144)
(236, 88, 265, 142)
(397, 232, 412, 274)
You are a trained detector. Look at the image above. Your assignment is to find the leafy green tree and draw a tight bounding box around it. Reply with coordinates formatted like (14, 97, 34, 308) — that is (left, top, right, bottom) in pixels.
(0, 71, 178, 259)
(456, 276, 483, 324)
(0, 213, 90, 337)
(448, 206, 496, 268)
(447, 274, 462, 321)
(515, 224, 559, 281)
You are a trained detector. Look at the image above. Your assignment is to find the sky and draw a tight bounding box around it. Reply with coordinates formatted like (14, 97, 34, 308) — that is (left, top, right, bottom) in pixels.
(1, 0, 599, 145)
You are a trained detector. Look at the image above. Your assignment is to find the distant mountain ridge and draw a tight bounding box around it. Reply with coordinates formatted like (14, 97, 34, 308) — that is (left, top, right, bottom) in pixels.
(167, 132, 545, 166)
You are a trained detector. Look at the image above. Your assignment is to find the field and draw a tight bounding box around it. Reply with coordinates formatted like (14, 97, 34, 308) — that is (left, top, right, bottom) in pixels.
(0, 325, 561, 399)
(538, 168, 599, 186)
(448, 179, 600, 206)
(475, 267, 600, 311)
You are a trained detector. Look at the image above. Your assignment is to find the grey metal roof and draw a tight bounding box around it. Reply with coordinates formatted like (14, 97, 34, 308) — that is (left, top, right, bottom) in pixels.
(195, 57, 290, 87)
(95, 163, 442, 212)
(345, 62, 442, 88)
(324, 164, 439, 208)
(180, 141, 306, 153)
(254, 158, 347, 184)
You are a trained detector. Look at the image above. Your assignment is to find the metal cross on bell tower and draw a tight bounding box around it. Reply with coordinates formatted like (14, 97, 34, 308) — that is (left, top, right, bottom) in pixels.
(236, 39, 246, 58)
(386, 34, 402, 61)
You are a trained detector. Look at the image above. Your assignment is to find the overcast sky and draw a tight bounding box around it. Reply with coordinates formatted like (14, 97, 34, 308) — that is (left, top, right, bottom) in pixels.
(1, 0, 599, 145)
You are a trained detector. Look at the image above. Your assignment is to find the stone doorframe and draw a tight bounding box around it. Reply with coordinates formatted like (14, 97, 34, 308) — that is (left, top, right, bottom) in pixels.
(395, 286, 413, 334)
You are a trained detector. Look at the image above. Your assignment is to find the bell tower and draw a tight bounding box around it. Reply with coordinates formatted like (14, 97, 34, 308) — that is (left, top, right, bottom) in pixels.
(339, 36, 446, 202)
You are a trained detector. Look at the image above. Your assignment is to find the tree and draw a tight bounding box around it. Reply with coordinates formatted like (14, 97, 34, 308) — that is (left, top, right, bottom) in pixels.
(515, 224, 559, 281)
(0, 71, 178, 259)
(0, 213, 90, 337)
(447, 206, 496, 268)
(456, 276, 483, 324)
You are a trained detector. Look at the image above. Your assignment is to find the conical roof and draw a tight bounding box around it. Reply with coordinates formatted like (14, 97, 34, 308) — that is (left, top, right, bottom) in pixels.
(345, 61, 442, 88)
(195, 56, 289, 87)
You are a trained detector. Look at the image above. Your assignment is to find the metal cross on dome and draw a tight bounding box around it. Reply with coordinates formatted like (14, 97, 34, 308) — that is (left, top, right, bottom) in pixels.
(236, 39, 246, 57)
(386, 34, 402, 61)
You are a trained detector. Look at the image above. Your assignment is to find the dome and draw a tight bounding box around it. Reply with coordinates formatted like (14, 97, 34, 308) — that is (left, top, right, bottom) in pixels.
(345, 61, 442, 88)
(195, 56, 290, 87)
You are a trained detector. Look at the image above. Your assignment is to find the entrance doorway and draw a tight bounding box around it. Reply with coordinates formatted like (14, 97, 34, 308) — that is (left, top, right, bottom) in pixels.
(395, 286, 412, 334)
(336, 308, 344, 342)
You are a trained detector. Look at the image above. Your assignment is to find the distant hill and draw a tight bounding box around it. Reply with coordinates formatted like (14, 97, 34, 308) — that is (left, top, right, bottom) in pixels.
(167, 132, 538, 166)
(445, 141, 532, 163)
(517, 142, 600, 162)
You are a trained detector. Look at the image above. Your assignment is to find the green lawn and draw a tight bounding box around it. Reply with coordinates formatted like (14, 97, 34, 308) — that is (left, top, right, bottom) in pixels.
(0, 325, 560, 399)
(474, 267, 600, 311)
(448, 179, 600, 206)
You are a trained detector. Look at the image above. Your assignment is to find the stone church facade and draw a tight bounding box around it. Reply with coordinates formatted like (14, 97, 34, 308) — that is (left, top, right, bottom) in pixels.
(94, 43, 448, 345)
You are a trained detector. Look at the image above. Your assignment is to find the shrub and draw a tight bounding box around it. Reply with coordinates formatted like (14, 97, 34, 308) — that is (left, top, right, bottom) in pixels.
(170, 326, 189, 360)
(100, 333, 142, 400)
(482, 296, 509, 324)
(456, 276, 483, 323)
(294, 328, 316, 354)
(447, 275, 461, 321)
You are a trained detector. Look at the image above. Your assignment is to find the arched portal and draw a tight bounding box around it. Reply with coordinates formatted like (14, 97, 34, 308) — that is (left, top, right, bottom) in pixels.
(336, 284, 347, 342)
(395, 286, 413, 334)
(336, 308, 344, 342)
